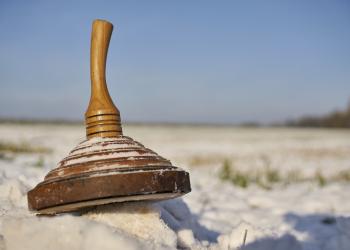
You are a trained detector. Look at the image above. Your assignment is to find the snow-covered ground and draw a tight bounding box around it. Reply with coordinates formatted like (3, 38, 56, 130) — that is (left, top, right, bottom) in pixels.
(0, 124, 350, 250)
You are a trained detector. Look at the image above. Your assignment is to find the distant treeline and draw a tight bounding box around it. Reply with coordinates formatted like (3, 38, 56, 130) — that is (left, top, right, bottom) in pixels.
(0, 118, 83, 125)
(2, 103, 350, 128)
(286, 102, 350, 128)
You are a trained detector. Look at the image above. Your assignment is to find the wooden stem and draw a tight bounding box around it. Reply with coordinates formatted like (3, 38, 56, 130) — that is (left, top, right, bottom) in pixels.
(85, 19, 122, 139)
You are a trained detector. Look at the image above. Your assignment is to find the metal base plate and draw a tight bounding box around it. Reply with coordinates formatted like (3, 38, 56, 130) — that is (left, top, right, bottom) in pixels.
(36, 192, 181, 215)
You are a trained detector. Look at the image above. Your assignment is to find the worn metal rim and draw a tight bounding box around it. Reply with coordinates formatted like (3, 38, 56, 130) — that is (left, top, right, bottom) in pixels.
(27, 168, 191, 214)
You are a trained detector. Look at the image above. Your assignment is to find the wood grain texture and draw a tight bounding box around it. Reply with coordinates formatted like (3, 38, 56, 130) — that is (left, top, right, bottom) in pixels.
(85, 19, 122, 139)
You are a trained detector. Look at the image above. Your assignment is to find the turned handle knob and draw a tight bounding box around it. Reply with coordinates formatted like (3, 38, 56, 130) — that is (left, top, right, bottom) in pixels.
(85, 19, 122, 139)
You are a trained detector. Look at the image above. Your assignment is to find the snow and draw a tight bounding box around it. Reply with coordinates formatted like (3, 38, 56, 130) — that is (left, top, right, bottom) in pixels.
(0, 124, 350, 249)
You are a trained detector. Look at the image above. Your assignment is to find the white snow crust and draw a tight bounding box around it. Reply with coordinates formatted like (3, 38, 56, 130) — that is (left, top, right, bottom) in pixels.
(0, 124, 350, 250)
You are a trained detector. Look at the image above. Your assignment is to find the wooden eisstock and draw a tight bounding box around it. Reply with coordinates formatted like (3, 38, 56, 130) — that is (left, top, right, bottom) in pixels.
(85, 19, 122, 139)
(27, 19, 191, 215)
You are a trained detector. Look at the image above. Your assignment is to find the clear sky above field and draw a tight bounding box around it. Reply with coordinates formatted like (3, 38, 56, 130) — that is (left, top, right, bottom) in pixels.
(0, 1, 349, 124)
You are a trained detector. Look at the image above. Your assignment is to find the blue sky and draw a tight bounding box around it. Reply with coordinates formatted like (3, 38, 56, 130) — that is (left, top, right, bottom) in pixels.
(0, 1, 349, 124)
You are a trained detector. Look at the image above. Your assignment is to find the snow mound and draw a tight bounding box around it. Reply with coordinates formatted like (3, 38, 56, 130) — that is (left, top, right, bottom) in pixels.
(84, 202, 177, 247)
(3, 216, 146, 250)
(84, 198, 221, 249)
(0, 178, 28, 208)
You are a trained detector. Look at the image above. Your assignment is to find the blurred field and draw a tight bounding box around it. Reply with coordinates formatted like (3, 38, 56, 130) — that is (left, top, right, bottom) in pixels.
(1, 123, 349, 178)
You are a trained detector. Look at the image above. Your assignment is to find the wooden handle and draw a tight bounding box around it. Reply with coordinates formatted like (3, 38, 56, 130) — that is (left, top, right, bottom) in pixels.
(85, 19, 122, 139)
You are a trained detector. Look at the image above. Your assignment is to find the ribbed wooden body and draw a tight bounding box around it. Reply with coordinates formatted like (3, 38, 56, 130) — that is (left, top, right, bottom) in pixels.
(44, 136, 174, 182)
(27, 136, 191, 214)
